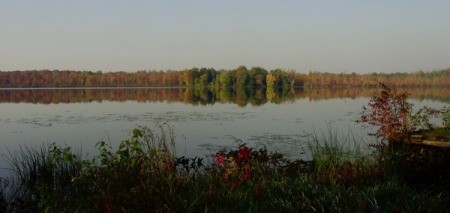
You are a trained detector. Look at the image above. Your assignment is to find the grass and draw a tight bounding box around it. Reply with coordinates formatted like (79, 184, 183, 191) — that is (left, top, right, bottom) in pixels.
(1, 125, 449, 212)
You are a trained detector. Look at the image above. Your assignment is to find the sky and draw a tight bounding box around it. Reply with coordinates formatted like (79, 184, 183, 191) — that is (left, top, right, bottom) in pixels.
(1, 1, 449, 73)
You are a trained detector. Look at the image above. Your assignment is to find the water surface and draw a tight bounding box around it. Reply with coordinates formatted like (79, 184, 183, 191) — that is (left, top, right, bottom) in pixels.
(1, 87, 448, 177)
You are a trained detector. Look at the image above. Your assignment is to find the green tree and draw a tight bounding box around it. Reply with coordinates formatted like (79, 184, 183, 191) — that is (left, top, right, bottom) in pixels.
(196, 68, 216, 88)
(219, 70, 235, 88)
(183, 68, 199, 87)
(235, 66, 249, 88)
(248, 67, 268, 87)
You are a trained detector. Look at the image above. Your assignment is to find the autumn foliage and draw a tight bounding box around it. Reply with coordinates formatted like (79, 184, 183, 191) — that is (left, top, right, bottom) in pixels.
(360, 83, 441, 143)
(1, 67, 449, 88)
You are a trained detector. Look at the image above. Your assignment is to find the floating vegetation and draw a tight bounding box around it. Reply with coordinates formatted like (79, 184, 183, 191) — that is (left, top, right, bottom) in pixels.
(248, 133, 310, 159)
(13, 111, 257, 127)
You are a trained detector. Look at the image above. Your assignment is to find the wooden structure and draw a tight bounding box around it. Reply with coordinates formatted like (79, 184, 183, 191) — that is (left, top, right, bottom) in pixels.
(407, 132, 450, 148)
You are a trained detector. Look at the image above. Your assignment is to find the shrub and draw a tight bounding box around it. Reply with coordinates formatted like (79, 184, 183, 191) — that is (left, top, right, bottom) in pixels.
(360, 83, 440, 143)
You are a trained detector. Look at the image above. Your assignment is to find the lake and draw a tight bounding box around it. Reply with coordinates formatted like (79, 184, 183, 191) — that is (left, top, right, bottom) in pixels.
(0, 87, 448, 177)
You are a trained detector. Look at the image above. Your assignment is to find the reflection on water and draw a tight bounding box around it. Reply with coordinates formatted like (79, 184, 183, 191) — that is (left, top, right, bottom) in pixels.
(0, 87, 449, 105)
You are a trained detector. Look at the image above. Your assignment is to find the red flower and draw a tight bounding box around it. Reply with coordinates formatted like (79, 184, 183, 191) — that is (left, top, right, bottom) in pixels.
(238, 145, 250, 160)
(231, 180, 242, 189)
(243, 172, 252, 180)
(215, 152, 225, 164)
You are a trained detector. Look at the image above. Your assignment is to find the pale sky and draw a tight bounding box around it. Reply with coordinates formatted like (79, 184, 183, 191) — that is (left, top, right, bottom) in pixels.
(1, 1, 449, 73)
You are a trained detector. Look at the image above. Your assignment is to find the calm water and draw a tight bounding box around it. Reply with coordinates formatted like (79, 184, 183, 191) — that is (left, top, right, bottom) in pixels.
(0, 87, 448, 176)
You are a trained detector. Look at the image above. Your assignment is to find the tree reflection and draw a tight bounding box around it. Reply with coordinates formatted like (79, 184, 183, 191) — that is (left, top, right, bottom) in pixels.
(0, 87, 448, 105)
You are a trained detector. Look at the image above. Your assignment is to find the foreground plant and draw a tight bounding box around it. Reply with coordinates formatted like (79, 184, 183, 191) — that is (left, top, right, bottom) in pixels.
(210, 143, 288, 193)
(3, 124, 181, 211)
(1, 124, 449, 212)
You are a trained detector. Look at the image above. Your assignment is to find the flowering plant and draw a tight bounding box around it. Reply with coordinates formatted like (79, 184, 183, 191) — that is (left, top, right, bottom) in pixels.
(210, 143, 285, 195)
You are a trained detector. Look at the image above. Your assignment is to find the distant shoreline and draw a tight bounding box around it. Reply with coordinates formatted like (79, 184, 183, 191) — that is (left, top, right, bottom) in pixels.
(1, 67, 449, 88)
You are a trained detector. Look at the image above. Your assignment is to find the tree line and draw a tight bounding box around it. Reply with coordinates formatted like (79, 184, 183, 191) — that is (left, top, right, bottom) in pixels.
(0, 66, 449, 88)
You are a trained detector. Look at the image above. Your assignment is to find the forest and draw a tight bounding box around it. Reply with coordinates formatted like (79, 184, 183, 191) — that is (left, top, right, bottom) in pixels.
(0, 66, 449, 88)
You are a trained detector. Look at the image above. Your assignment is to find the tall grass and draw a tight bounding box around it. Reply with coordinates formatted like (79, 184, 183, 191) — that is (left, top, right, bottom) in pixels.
(308, 127, 363, 164)
(307, 127, 379, 186)
(4, 144, 83, 211)
(0, 177, 7, 212)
